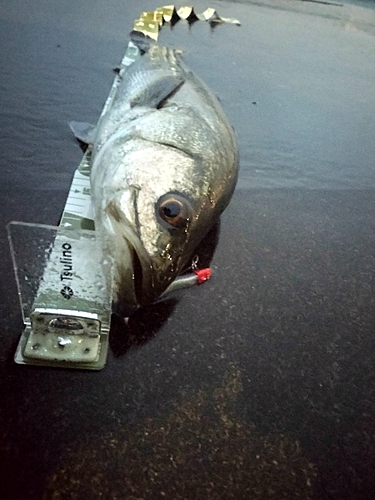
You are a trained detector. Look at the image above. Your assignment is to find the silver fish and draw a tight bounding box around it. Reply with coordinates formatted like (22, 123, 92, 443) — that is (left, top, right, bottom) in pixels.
(71, 45, 238, 315)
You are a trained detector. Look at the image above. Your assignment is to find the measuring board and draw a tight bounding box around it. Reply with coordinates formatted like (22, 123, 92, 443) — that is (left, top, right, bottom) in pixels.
(8, 5, 240, 370)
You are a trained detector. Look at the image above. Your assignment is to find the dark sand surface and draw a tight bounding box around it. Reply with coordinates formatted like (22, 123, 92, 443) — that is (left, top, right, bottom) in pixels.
(1, 1, 375, 498)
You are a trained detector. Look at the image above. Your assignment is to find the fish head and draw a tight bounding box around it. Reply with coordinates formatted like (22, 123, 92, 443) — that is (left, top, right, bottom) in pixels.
(94, 138, 221, 315)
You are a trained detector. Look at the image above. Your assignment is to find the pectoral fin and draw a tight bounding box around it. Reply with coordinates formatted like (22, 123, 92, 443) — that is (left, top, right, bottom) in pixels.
(69, 121, 96, 145)
(128, 70, 184, 109)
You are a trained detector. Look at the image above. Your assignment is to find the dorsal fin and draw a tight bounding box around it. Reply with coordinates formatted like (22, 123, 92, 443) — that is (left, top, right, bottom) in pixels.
(128, 70, 184, 108)
(117, 45, 185, 110)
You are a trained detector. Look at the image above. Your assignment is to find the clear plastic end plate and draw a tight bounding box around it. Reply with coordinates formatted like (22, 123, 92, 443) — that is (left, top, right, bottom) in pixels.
(8, 221, 112, 370)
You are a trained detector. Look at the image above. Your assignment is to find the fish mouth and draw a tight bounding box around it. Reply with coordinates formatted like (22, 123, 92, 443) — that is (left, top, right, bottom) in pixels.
(103, 194, 154, 315)
(113, 231, 153, 317)
(114, 231, 185, 316)
(131, 246, 144, 306)
(115, 236, 177, 316)
(103, 193, 182, 316)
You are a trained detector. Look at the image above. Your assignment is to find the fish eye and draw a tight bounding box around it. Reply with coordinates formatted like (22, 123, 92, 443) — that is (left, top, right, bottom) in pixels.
(157, 194, 191, 228)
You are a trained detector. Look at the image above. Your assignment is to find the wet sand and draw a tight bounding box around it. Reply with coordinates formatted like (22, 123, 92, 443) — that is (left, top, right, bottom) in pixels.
(1, 1, 375, 498)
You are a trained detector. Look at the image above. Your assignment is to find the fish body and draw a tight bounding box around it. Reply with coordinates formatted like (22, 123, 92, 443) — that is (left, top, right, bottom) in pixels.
(78, 45, 238, 315)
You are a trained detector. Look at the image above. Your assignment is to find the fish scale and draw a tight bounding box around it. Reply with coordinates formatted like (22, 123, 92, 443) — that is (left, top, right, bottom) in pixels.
(83, 45, 239, 315)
